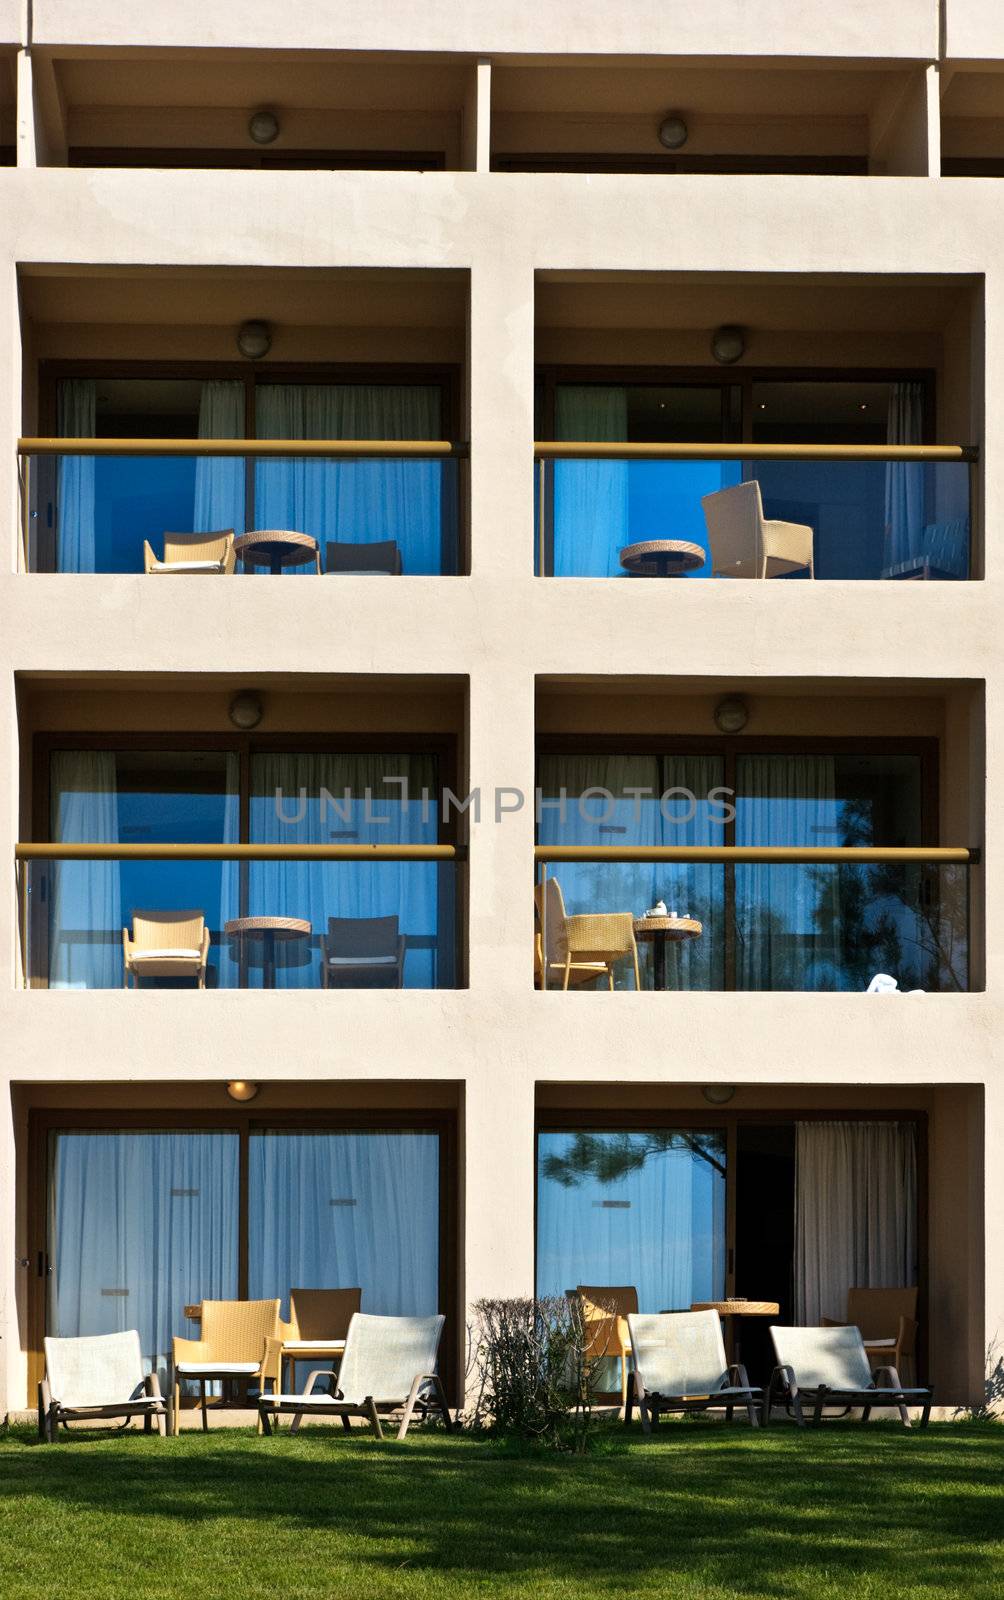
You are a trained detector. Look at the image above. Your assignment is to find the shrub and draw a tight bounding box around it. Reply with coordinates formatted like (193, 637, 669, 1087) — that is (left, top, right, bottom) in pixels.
(465, 1295, 605, 1451)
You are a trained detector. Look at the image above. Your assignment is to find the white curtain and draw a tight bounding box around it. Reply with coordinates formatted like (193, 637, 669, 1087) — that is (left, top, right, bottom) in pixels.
(536, 752, 724, 988)
(194, 380, 245, 535)
(56, 379, 96, 573)
(248, 752, 443, 988)
(49, 751, 121, 990)
(553, 386, 629, 576)
(247, 1132, 440, 1319)
(254, 384, 443, 573)
(536, 1130, 727, 1312)
(736, 755, 843, 990)
(49, 1131, 240, 1383)
(884, 381, 925, 569)
(795, 1121, 918, 1324)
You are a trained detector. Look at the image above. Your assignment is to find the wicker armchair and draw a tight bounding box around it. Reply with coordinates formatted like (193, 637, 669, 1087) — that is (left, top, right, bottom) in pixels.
(701, 481, 814, 579)
(280, 1287, 362, 1391)
(535, 877, 641, 991)
(143, 530, 237, 575)
(822, 1287, 919, 1386)
(123, 911, 209, 989)
(577, 1285, 638, 1414)
(172, 1298, 282, 1434)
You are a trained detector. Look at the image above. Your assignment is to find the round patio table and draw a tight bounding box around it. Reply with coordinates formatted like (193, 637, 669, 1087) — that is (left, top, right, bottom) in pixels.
(619, 540, 705, 578)
(690, 1299, 780, 1366)
(224, 916, 312, 989)
(235, 530, 321, 575)
(633, 915, 703, 990)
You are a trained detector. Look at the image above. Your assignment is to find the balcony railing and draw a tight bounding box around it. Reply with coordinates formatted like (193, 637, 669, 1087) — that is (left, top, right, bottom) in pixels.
(533, 442, 977, 580)
(18, 437, 467, 575)
(17, 842, 461, 990)
(535, 844, 976, 992)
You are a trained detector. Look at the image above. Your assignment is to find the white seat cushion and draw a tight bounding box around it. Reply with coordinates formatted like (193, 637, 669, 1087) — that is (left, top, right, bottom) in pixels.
(129, 948, 202, 962)
(862, 1337, 897, 1348)
(175, 1362, 261, 1375)
(149, 560, 226, 573)
(283, 1340, 345, 1352)
(325, 954, 398, 967)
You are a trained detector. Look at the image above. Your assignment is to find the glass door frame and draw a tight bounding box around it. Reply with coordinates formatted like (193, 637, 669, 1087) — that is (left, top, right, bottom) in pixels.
(35, 358, 466, 577)
(30, 729, 464, 991)
(535, 733, 939, 992)
(28, 1105, 459, 1400)
(534, 1107, 929, 1376)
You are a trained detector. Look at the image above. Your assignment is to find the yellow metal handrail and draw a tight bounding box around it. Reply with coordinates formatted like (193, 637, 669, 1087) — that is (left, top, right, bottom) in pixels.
(18, 843, 459, 862)
(19, 437, 467, 459)
(535, 845, 976, 865)
(533, 441, 977, 462)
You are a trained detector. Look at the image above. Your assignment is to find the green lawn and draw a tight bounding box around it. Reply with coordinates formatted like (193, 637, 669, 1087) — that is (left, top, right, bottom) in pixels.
(1, 1422, 1002, 1600)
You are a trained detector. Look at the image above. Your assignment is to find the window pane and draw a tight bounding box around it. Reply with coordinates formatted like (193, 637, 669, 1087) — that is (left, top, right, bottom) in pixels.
(247, 752, 451, 990)
(248, 1131, 440, 1320)
(734, 752, 928, 991)
(536, 1129, 727, 1309)
(48, 1131, 239, 1380)
(48, 750, 239, 989)
(535, 752, 727, 989)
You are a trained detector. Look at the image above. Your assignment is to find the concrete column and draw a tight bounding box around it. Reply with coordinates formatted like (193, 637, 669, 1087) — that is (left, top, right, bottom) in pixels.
(869, 64, 940, 176)
(458, 1069, 537, 1392)
(16, 50, 67, 169)
(466, 251, 535, 579)
(461, 59, 492, 173)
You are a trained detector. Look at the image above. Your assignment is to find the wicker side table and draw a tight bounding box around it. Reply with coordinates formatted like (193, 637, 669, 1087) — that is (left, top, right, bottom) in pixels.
(633, 915, 703, 990)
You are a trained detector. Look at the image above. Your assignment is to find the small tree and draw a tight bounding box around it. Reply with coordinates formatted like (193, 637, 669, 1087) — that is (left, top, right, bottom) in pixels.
(466, 1295, 604, 1451)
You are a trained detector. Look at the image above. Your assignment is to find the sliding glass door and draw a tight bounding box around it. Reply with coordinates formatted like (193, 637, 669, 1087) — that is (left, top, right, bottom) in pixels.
(48, 1130, 240, 1381)
(248, 1131, 440, 1319)
(536, 1128, 727, 1310)
(535, 743, 952, 991)
(45, 1121, 447, 1378)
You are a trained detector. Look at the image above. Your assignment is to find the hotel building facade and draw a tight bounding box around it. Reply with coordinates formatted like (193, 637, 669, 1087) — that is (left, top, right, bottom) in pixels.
(0, 0, 1002, 1418)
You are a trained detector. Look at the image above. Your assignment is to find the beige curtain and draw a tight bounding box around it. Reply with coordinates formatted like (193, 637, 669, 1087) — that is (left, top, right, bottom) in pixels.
(794, 1120, 917, 1323)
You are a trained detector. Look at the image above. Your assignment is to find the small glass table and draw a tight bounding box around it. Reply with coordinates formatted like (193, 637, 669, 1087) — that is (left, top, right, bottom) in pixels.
(235, 530, 321, 575)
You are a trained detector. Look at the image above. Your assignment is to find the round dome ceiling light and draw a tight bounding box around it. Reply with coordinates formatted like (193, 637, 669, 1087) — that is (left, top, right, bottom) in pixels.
(710, 325, 746, 365)
(248, 110, 280, 145)
(236, 320, 272, 361)
(658, 114, 689, 151)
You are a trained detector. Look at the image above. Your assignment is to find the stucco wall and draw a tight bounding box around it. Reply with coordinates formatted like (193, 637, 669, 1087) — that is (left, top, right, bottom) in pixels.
(1, 43, 1003, 1414)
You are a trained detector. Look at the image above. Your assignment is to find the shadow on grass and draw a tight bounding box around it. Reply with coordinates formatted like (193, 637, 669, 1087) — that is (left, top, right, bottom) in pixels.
(2, 1421, 1003, 1597)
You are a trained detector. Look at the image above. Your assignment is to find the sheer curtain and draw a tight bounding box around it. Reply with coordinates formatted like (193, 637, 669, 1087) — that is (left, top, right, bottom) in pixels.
(49, 1131, 240, 1383)
(249, 752, 442, 988)
(56, 379, 96, 572)
(553, 387, 629, 576)
(884, 381, 924, 570)
(536, 1130, 727, 1312)
(794, 1121, 917, 1323)
(735, 755, 843, 991)
(50, 751, 121, 990)
(194, 379, 245, 535)
(248, 1131, 440, 1319)
(254, 384, 443, 573)
(536, 752, 725, 988)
